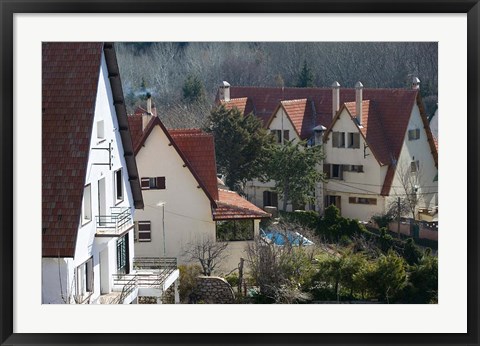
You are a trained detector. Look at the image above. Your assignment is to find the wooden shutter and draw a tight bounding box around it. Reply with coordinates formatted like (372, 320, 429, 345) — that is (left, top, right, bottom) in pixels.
(156, 177, 166, 189)
(332, 132, 339, 147)
(283, 130, 290, 142)
(141, 178, 150, 189)
(353, 133, 360, 148)
(138, 221, 151, 242)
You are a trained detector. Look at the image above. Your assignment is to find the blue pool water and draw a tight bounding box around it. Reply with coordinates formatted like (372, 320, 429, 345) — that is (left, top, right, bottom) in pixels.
(260, 228, 314, 246)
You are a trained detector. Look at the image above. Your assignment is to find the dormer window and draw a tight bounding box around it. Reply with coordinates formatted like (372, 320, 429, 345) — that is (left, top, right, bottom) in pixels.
(408, 129, 420, 140)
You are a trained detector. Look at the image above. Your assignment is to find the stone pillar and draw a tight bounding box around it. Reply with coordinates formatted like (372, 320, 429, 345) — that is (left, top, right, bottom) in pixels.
(174, 280, 180, 304)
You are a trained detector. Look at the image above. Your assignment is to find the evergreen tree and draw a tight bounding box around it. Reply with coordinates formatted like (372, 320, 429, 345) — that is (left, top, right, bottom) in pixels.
(296, 60, 315, 87)
(182, 74, 205, 104)
(205, 105, 274, 191)
(264, 140, 324, 210)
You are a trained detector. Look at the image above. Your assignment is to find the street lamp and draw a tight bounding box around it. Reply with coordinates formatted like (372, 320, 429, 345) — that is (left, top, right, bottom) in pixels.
(156, 201, 166, 257)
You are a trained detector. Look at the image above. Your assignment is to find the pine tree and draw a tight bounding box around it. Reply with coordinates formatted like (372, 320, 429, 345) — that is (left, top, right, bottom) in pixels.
(296, 60, 315, 87)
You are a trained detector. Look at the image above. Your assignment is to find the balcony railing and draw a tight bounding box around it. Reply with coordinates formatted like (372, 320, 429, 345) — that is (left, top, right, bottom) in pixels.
(110, 257, 178, 304)
(95, 207, 133, 237)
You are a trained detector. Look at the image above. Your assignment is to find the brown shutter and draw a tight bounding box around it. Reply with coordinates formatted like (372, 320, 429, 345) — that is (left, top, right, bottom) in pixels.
(156, 177, 166, 189)
(141, 178, 150, 189)
(283, 130, 290, 142)
(332, 132, 338, 147)
(138, 221, 151, 241)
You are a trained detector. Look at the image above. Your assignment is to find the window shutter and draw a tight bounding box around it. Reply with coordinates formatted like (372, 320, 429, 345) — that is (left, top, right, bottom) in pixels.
(141, 178, 150, 189)
(323, 164, 331, 178)
(156, 177, 166, 189)
(86, 258, 93, 292)
(332, 132, 338, 147)
(283, 130, 290, 142)
(354, 133, 360, 148)
(138, 221, 151, 242)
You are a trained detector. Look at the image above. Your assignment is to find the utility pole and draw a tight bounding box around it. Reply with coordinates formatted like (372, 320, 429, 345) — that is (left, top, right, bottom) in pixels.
(397, 197, 401, 239)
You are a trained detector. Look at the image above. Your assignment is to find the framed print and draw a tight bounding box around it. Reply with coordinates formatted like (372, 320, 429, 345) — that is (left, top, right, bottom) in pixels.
(1, 1, 479, 345)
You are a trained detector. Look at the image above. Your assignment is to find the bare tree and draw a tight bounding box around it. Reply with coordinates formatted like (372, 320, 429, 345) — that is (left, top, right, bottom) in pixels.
(183, 235, 228, 276)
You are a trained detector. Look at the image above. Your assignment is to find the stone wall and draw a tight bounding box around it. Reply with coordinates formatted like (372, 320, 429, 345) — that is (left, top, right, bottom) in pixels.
(190, 276, 235, 304)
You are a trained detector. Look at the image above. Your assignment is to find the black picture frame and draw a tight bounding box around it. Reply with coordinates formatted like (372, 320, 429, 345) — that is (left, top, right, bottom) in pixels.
(1, 1, 479, 345)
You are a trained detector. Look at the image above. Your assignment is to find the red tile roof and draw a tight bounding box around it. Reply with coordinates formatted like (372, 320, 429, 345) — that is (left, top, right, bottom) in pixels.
(127, 114, 143, 150)
(220, 97, 254, 115)
(42, 42, 103, 258)
(42, 43, 143, 257)
(220, 86, 438, 196)
(131, 112, 271, 221)
(169, 129, 219, 201)
(213, 189, 271, 220)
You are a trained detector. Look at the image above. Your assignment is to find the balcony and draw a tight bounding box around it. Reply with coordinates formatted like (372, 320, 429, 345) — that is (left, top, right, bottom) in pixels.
(103, 257, 179, 304)
(95, 207, 134, 237)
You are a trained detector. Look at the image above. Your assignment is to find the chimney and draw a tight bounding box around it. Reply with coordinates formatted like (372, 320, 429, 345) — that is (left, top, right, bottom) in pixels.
(142, 92, 153, 131)
(412, 76, 421, 90)
(332, 81, 340, 118)
(219, 81, 230, 102)
(355, 81, 363, 126)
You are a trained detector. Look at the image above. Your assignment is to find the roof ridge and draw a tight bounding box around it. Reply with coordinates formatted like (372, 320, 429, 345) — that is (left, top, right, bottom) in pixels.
(281, 98, 308, 104)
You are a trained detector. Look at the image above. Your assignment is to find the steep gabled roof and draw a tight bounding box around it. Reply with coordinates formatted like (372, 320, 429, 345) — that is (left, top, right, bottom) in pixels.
(169, 129, 219, 201)
(132, 116, 219, 206)
(213, 189, 271, 220)
(42, 42, 143, 258)
(266, 99, 317, 140)
(220, 97, 254, 116)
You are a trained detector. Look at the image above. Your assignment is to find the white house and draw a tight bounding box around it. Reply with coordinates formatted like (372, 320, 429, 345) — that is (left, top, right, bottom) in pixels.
(128, 106, 271, 274)
(218, 79, 438, 222)
(42, 43, 178, 304)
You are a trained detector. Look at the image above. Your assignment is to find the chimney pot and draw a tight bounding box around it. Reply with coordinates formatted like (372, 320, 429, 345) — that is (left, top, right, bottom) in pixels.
(332, 81, 341, 118)
(412, 76, 421, 90)
(219, 81, 231, 102)
(355, 81, 363, 125)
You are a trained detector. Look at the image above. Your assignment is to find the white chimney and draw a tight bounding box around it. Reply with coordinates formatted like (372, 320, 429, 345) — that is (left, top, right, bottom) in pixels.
(142, 93, 153, 131)
(355, 81, 363, 126)
(219, 81, 230, 102)
(332, 81, 340, 118)
(412, 76, 421, 90)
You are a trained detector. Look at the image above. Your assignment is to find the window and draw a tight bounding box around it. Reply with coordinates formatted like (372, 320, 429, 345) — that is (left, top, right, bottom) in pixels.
(271, 130, 289, 144)
(411, 160, 419, 173)
(114, 169, 123, 203)
(76, 257, 93, 302)
(325, 195, 341, 210)
(136, 221, 151, 242)
(332, 132, 345, 148)
(263, 191, 278, 208)
(331, 164, 343, 179)
(408, 129, 420, 140)
(348, 132, 360, 148)
(349, 197, 377, 205)
(216, 220, 254, 241)
(141, 177, 166, 190)
(97, 120, 105, 140)
(82, 184, 92, 224)
(345, 165, 364, 173)
(116, 234, 129, 274)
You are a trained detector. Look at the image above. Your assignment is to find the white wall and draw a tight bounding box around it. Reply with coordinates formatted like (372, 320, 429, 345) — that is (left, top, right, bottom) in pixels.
(44, 52, 138, 304)
(42, 258, 74, 304)
(134, 125, 215, 263)
(323, 108, 387, 220)
(388, 104, 438, 217)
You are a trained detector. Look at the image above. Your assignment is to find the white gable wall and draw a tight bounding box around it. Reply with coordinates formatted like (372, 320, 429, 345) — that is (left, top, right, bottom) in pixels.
(388, 104, 438, 217)
(42, 52, 137, 304)
(323, 109, 388, 221)
(134, 125, 215, 263)
(244, 107, 301, 212)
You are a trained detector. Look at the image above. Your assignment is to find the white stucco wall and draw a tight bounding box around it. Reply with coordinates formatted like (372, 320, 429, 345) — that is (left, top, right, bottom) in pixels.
(134, 125, 216, 263)
(388, 104, 438, 217)
(43, 53, 138, 304)
(42, 258, 74, 304)
(323, 109, 387, 221)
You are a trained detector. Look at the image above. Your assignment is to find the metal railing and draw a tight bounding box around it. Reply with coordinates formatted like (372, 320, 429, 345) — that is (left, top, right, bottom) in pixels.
(109, 257, 178, 304)
(110, 275, 137, 304)
(96, 207, 132, 236)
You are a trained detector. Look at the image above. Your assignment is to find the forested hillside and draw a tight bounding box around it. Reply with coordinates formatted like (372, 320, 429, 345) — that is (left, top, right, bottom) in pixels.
(116, 42, 438, 128)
